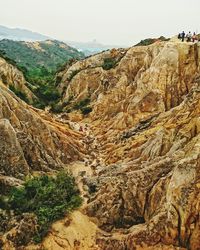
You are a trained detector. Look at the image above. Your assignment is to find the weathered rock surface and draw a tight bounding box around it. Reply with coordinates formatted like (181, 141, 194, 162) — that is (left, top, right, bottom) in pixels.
(1, 40, 200, 250)
(59, 41, 199, 130)
(0, 81, 86, 248)
(0, 57, 37, 103)
(42, 211, 99, 250)
(55, 40, 200, 250)
(0, 82, 85, 181)
(1, 212, 38, 249)
(86, 86, 200, 249)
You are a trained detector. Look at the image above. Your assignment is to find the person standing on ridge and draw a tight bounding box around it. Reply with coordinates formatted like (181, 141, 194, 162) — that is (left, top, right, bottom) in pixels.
(181, 31, 185, 42)
(187, 31, 192, 42)
(192, 32, 197, 42)
(189, 31, 192, 41)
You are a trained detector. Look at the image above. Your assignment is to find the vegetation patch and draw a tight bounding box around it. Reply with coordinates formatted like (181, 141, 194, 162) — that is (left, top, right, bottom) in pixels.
(102, 57, 118, 70)
(9, 85, 29, 103)
(0, 172, 82, 243)
(50, 103, 63, 113)
(0, 40, 85, 109)
(72, 97, 92, 115)
(73, 97, 90, 110)
(135, 36, 170, 46)
(81, 106, 92, 115)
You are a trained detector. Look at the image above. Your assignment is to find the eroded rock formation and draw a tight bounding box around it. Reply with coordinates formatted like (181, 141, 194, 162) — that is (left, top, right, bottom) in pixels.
(0, 57, 37, 103)
(1, 40, 200, 249)
(0, 82, 85, 181)
(56, 40, 200, 250)
(59, 41, 199, 129)
(86, 85, 200, 249)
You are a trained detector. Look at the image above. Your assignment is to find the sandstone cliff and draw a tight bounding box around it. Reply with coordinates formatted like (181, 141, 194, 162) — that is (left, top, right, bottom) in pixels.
(0, 82, 85, 183)
(0, 57, 37, 103)
(59, 41, 199, 128)
(55, 40, 200, 250)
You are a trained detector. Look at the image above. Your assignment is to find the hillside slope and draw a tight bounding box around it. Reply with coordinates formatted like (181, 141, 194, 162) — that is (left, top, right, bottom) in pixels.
(0, 39, 85, 108)
(0, 82, 85, 181)
(0, 39, 84, 74)
(58, 41, 199, 127)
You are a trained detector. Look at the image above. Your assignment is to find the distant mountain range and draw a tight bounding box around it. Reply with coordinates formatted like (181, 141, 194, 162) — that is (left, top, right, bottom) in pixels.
(66, 40, 124, 56)
(0, 25, 123, 55)
(0, 25, 51, 41)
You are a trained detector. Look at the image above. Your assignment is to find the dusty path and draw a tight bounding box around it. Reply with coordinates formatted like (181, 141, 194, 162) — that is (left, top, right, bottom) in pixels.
(67, 122, 102, 205)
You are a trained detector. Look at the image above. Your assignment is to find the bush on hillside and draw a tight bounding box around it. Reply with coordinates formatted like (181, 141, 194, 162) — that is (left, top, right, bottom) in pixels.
(9, 85, 29, 103)
(2, 172, 82, 243)
(36, 84, 61, 102)
(0, 50, 18, 68)
(135, 36, 170, 46)
(50, 103, 63, 113)
(81, 106, 92, 115)
(73, 97, 91, 110)
(102, 57, 117, 70)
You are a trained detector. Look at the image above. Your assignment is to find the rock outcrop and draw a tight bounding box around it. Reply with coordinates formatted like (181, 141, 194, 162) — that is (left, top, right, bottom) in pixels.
(59, 41, 199, 130)
(86, 85, 200, 249)
(0, 82, 84, 182)
(0, 57, 37, 103)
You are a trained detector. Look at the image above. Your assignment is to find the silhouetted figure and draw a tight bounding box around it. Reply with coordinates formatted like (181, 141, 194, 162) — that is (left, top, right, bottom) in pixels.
(186, 31, 192, 42)
(192, 32, 197, 42)
(181, 31, 185, 42)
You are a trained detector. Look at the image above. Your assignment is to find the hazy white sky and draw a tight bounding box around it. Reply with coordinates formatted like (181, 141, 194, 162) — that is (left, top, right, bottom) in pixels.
(0, 0, 199, 45)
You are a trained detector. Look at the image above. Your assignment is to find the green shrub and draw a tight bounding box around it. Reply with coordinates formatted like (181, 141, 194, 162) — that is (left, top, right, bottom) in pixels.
(102, 58, 117, 70)
(81, 106, 92, 115)
(5, 172, 82, 243)
(73, 97, 90, 110)
(50, 103, 63, 113)
(37, 85, 60, 102)
(32, 100, 46, 109)
(9, 85, 29, 103)
(0, 50, 18, 68)
(135, 36, 170, 47)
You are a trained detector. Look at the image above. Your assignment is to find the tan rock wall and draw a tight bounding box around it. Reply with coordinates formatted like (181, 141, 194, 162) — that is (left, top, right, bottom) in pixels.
(0, 57, 37, 103)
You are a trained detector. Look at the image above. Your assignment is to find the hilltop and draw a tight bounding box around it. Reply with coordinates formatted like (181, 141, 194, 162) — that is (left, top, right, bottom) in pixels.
(0, 39, 84, 74)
